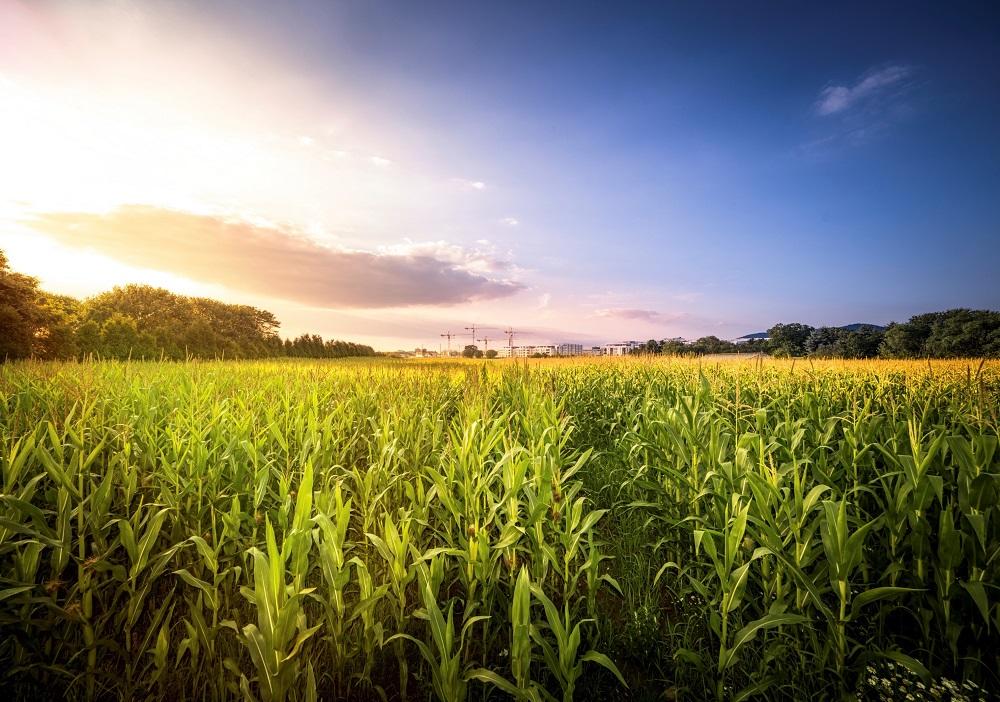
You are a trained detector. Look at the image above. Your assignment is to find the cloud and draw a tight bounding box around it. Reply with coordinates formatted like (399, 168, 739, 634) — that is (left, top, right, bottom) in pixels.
(815, 65, 913, 116)
(594, 308, 673, 322)
(376, 238, 519, 278)
(452, 178, 487, 191)
(369, 156, 392, 167)
(802, 64, 918, 155)
(500, 217, 520, 227)
(26, 205, 524, 308)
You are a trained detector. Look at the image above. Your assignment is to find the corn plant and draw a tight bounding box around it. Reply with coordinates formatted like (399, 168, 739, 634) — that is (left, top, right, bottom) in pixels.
(0, 356, 997, 701)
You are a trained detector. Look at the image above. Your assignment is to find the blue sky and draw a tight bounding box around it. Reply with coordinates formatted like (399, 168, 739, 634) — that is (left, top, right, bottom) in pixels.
(2, 1, 998, 348)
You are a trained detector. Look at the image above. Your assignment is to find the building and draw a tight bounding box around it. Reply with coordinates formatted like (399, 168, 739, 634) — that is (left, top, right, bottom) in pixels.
(734, 332, 769, 344)
(602, 341, 642, 356)
(495, 344, 561, 357)
(496, 345, 535, 358)
(556, 343, 584, 356)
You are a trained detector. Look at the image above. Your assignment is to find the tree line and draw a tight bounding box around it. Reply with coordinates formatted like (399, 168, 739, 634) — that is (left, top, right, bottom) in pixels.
(635, 310, 1000, 358)
(0, 250, 375, 361)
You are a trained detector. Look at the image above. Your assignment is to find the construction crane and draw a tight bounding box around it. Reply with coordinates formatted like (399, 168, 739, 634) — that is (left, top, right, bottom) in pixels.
(464, 324, 479, 351)
(504, 328, 517, 357)
(440, 332, 456, 356)
(478, 337, 492, 354)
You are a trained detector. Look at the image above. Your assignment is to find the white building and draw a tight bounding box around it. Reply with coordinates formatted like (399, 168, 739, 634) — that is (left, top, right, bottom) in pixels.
(733, 333, 769, 344)
(495, 344, 559, 357)
(602, 341, 642, 356)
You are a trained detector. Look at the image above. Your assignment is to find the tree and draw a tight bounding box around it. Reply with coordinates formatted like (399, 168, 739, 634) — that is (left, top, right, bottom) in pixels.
(462, 344, 479, 358)
(485, 349, 498, 359)
(840, 327, 884, 358)
(806, 326, 885, 358)
(687, 336, 734, 355)
(879, 323, 917, 358)
(34, 293, 81, 360)
(805, 327, 845, 356)
(659, 339, 686, 355)
(75, 320, 103, 358)
(100, 314, 156, 359)
(923, 309, 1000, 358)
(0, 250, 47, 360)
(880, 310, 1000, 358)
(768, 323, 815, 357)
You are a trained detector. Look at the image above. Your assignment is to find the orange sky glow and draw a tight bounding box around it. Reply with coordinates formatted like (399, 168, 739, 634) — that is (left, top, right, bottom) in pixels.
(0, 1, 738, 349)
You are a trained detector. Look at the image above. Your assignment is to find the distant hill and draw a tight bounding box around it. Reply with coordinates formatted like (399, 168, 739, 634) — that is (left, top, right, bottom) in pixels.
(840, 323, 886, 332)
(737, 323, 885, 341)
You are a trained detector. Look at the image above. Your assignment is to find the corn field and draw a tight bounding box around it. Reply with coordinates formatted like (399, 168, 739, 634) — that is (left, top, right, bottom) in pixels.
(1, 357, 998, 701)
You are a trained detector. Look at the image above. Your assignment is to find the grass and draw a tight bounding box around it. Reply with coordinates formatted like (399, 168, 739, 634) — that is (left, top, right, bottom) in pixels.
(0, 356, 998, 701)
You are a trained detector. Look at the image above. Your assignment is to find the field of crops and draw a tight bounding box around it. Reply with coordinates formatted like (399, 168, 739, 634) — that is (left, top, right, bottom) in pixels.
(1, 357, 998, 701)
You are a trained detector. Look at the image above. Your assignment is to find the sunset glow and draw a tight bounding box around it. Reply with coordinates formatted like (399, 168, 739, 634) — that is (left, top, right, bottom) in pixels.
(2, 1, 998, 349)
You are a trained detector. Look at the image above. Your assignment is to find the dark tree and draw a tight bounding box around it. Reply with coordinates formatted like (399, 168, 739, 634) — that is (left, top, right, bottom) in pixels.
(0, 250, 46, 360)
(767, 323, 815, 356)
(659, 339, 687, 355)
(880, 310, 1000, 358)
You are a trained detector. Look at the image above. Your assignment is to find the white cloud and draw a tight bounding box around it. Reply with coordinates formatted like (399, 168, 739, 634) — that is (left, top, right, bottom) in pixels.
(815, 65, 912, 116)
(370, 155, 392, 167)
(378, 238, 518, 279)
(501, 217, 519, 226)
(594, 308, 669, 322)
(297, 135, 315, 147)
(452, 178, 487, 191)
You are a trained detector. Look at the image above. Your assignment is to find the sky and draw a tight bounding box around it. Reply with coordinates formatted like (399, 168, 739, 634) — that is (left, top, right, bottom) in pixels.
(1, 0, 999, 350)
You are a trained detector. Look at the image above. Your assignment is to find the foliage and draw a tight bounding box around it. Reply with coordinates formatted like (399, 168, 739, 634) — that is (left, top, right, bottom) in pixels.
(0, 251, 72, 360)
(805, 325, 884, 358)
(0, 356, 998, 701)
(881, 310, 1000, 359)
(0, 250, 374, 361)
(639, 311, 998, 359)
(767, 322, 815, 356)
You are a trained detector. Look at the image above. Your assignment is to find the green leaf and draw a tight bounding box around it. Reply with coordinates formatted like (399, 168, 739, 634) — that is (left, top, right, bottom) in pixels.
(850, 586, 920, 621)
(581, 650, 627, 688)
(726, 613, 807, 671)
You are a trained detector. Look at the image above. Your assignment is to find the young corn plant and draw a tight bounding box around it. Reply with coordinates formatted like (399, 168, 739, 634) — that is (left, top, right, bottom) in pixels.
(237, 516, 320, 702)
(367, 510, 420, 699)
(469, 566, 545, 702)
(528, 580, 626, 702)
(388, 557, 489, 702)
(311, 482, 354, 693)
(691, 497, 806, 701)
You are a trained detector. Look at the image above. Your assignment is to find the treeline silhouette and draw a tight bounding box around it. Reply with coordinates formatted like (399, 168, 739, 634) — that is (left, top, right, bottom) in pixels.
(635, 310, 1000, 358)
(0, 250, 375, 361)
